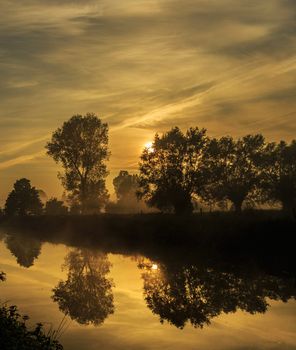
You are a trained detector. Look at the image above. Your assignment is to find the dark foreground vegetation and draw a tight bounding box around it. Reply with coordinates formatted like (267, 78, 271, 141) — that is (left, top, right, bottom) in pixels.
(0, 272, 63, 350)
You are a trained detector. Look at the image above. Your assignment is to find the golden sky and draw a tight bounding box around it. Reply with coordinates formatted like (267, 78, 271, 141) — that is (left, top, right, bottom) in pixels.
(1, 0, 296, 204)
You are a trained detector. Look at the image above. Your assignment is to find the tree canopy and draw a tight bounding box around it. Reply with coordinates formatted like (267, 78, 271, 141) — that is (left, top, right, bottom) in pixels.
(138, 127, 208, 214)
(138, 260, 296, 329)
(46, 113, 109, 214)
(5, 234, 42, 268)
(200, 135, 265, 212)
(45, 198, 68, 215)
(52, 249, 114, 325)
(113, 170, 139, 201)
(5, 178, 43, 216)
(259, 140, 296, 213)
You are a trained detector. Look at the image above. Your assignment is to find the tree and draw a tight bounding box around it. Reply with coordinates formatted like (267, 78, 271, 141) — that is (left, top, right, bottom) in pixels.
(37, 189, 47, 205)
(259, 140, 296, 213)
(106, 170, 146, 213)
(138, 260, 296, 329)
(52, 249, 114, 325)
(0, 304, 63, 350)
(5, 178, 43, 216)
(5, 234, 42, 268)
(45, 198, 68, 215)
(201, 135, 265, 212)
(138, 127, 208, 214)
(46, 113, 109, 214)
(113, 171, 139, 200)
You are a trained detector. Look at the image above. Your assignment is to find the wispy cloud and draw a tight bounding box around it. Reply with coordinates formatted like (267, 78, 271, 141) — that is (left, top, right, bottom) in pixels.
(0, 0, 295, 202)
(0, 135, 49, 156)
(0, 151, 45, 170)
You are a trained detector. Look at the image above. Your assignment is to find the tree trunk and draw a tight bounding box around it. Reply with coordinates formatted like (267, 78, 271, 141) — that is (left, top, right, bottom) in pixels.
(281, 201, 295, 217)
(174, 195, 193, 215)
(233, 200, 243, 213)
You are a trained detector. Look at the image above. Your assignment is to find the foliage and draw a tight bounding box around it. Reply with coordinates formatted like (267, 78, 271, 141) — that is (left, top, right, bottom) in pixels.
(139, 261, 296, 329)
(5, 234, 42, 268)
(0, 305, 63, 350)
(0, 271, 6, 281)
(45, 198, 68, 216)
(113, 171, 139, 200)
(37, 190, 48, 204)
(46, 113, 109, 214)
(259, 140, 296, 212)
(5, 178, 43, 216)
(52, 249, 114, 325)
(200, 135, 265, 212)
(106, 170, 147, 213)
(0, 273, 63, 349)
(138, 127, 208, 214)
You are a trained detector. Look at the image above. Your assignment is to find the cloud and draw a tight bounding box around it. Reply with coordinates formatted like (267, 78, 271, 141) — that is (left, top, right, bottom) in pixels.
(0, 0, 296, 203)
(0, 151, 45, 170)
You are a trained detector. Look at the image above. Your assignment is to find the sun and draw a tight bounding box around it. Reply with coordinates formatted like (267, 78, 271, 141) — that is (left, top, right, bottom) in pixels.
(151, 264, 158, 270)
(144, 141, 154, 152)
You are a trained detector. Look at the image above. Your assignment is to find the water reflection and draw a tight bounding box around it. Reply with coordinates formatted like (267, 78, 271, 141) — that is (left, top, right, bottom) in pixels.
(52, 249, 114, 325)
(1, 229, 296, 332)
(138, 259, 296, 329)
(5, 234, 42, 268)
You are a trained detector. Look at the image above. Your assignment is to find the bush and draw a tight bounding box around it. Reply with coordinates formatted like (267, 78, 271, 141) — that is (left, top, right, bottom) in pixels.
(0, 271, 63, 350)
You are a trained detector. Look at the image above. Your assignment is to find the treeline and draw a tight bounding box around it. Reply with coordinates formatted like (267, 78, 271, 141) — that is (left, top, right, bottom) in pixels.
(1, 113, 296, 216)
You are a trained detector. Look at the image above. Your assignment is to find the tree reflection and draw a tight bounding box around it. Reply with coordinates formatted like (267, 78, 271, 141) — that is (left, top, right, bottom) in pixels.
(138, 260, 296, 329)
(5, 234, 42, 268)
(52, 249, 114, 325)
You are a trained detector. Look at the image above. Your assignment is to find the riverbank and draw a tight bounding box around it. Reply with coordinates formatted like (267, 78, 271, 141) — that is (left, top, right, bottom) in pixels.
(1, 211, 295, 275)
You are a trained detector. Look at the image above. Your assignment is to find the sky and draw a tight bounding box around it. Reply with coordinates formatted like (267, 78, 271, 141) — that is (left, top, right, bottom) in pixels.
(1, 0, 296, 205)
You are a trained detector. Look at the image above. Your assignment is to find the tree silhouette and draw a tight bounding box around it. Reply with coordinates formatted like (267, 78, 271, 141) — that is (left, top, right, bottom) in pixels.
(45, 198, 68, 215)
(5, 178, 43, 216)
(201, 135, 265, 212)
(139, 261, 296, 329)
(138, 127, 208, 214)
(52, 249, 114, 325)
(113, 171, 139, 201)
(106, 170, 146, 213)
(46, 114, 109, 214)
(5, 234, 42, 268)
(259, 140, 296, 213)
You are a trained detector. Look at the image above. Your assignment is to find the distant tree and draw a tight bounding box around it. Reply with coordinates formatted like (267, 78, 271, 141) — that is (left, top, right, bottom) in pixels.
(5, 178, 43, 216)
(45, 198, 68, 215)
(106, 170, 146, 213)
(201, 135, 265, 212)
(259, 140, 296, 213)
(52, 249, 114, 325)
(46, 113, 109, 214)
(37, 189, 47, 204)
(5, 234, 42, 268)
(113, 171, 139, 200)
(138, 127, 208, 214)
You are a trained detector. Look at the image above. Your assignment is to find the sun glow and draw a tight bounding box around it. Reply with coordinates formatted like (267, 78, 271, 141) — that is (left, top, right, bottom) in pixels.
(144, 141, 154, 152)
(151, 264, 158, 270)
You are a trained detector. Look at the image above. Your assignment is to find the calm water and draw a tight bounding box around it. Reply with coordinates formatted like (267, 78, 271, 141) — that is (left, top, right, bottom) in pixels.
(0, 230, 296, 350)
